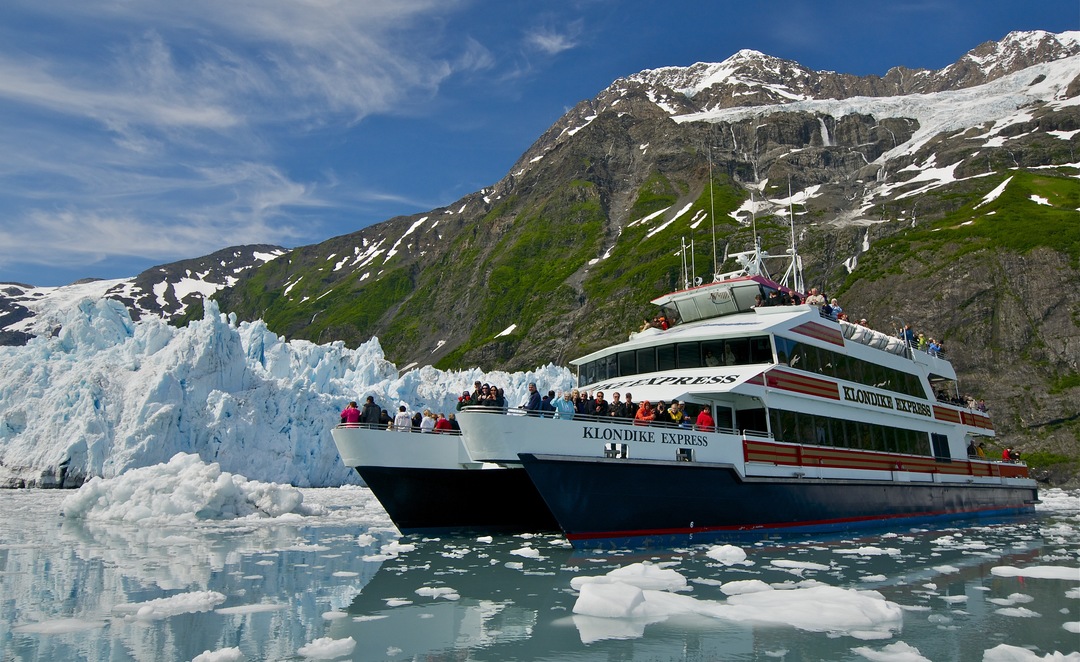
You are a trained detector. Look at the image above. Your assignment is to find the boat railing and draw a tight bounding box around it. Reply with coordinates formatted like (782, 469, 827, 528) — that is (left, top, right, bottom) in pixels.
(334, 422, 462, 436)
(835, 317, 949, 361)
(459, 405, 760, 436)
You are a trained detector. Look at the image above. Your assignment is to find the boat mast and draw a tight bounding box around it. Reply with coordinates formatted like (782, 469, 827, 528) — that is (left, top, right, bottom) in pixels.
(709, 146, 717, 279)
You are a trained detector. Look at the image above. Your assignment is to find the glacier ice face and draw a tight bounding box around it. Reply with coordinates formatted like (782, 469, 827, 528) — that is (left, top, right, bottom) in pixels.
(0, 296, 574, 487)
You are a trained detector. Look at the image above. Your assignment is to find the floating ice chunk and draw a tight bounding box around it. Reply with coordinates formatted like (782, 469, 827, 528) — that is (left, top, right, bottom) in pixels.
(993, 607, 1041, 618)
(12, 618, 108, 634)
(991, 566, 1080, 581)
(114, 590, 226, 620)
(297, 636, 356, 660)
(510, 546, 541, 558)
(416, 586, 460, 601)
(983, 643, 1080, 661)
(851, 640, 931, 661)
(61, 453, 324, 524)
(706, 544, 748, 565)
(571, 562, 688, 592)
(192, 648, 244, 662)
(573, 582, 646, 618)
(720, 579, 772, 595)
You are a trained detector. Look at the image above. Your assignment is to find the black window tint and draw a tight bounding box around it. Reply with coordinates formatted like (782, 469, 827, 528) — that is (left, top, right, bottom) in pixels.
(637, 348, 656, 374)
(677, 342, 702, 368)
(750, 336, 774, 364)
(656, 344, 676, 371)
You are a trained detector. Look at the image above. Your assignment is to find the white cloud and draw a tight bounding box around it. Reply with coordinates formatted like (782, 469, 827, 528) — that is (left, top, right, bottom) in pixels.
(525, 20, 583, 56)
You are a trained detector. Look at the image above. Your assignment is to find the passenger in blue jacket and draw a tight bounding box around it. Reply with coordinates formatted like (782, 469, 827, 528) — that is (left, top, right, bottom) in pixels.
(522, 382, 542, 415)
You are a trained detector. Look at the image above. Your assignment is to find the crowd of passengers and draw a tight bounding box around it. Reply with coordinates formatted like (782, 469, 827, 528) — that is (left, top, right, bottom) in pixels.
(463, 381, 719, 430)
(340, 385, 720, 432)
(339, 396, 461, 433)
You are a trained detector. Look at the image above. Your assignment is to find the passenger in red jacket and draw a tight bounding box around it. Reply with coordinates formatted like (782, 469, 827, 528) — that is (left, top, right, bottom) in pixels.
(695, 408, 715, 432)
(434, 413, 454, 433)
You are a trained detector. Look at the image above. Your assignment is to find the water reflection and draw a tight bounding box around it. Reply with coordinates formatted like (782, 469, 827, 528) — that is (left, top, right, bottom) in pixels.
(2, 489, 1077, 662)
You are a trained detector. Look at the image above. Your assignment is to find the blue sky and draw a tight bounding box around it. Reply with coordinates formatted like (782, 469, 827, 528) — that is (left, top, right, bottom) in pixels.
(0, 0, 1076, 287)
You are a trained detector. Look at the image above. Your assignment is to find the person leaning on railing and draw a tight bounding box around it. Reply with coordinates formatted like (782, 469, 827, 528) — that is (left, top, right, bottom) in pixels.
(695, 407, 715, 432)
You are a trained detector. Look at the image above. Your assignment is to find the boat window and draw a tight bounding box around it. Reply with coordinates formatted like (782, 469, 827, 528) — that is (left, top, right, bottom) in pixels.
(656, 344, 676, 371)
(774, 337, 794, 366)
(736, 407, 768, 435)
(720, 338, 744, 366)
(749, 336, 773, 365)
(676, 342, 702, 368)
(931, 433, 951, 461)
(767, 407, 936, 456)
(583, 361, 597, 386)
(636, 347, 656, 374)
(578, 335, 775, 385)
(715, 405, 734, 430)
(775, 335, 929, 400)
(802, 344, 822, 373)
(604, 354, 618, 380)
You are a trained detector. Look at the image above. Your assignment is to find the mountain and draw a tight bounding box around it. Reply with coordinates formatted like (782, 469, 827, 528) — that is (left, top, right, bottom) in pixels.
(3, 30, 1077, 479)
(0, 245, 286, 344)
(207, 30, 1079, 471)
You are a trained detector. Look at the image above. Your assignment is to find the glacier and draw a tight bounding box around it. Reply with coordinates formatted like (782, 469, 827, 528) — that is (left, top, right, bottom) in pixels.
(0, 296, 574, 488)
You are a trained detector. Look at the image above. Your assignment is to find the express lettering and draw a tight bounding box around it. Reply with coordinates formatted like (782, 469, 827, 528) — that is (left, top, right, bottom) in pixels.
(581, 427, 656, 443)
(841, 385, 893, 410)
(660, 432, 709, 447)
(895, 398, 933, 417)
(591, 374, 738, 391)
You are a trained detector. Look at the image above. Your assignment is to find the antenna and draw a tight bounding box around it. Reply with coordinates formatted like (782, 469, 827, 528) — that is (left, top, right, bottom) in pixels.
(680, 237, 690, 289)
(708, 145, 717, 278)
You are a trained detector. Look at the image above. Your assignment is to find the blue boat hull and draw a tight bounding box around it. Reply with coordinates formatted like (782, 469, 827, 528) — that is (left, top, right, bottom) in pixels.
(354, 465, 559, 535)
(518, 454, 1039, 548)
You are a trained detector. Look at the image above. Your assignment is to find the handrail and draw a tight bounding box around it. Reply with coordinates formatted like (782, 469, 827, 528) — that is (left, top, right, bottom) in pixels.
(334, 422, 461, 436)
(458, 405, 753, 435)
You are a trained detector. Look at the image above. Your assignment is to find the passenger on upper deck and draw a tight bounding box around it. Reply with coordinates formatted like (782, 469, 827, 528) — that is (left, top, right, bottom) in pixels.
(592, 392, 609, 417)
(457, 391, 472, 411)
(553, 391, 576, 420)
(704, 349, 720, 366)
(805, 287, 825, 307)
(609, 392, 627, 417)
(361, 396, 381, 426)
(900, 324, 916, 346)
(667, 400, 685, 426)
(393, 406, 411, 432)
(634, 400, 655, 426)
(723, 344, 737, 365)
(695, 407, 714, 432)
(340, 401, 361, 426)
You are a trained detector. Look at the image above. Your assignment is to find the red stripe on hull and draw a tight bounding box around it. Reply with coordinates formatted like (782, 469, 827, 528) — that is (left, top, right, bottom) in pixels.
(790, 321, 845, 346)
(765, 369, 840, 400)
(564, 504, 1031, 541)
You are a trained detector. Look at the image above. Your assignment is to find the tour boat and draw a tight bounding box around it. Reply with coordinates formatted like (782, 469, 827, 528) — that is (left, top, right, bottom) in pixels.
(330, 424, 558, 534)
(455, 240, 1038, 548)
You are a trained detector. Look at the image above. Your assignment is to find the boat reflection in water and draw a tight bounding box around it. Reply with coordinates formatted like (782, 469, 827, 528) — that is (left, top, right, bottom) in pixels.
(325, 512, 1069, 661)
(326, 533, 583, 659)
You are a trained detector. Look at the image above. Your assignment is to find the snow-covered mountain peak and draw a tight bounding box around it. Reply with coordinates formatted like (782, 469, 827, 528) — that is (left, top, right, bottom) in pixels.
(944, 29, 1080, 83)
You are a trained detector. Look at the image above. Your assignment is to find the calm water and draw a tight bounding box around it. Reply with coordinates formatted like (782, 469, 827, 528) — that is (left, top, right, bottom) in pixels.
(1, 488, 1077, 661)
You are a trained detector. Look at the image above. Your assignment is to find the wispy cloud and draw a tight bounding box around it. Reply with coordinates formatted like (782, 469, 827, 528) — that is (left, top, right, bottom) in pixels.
(0, 0, 478, 281)
(524, 20, 584, 56)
